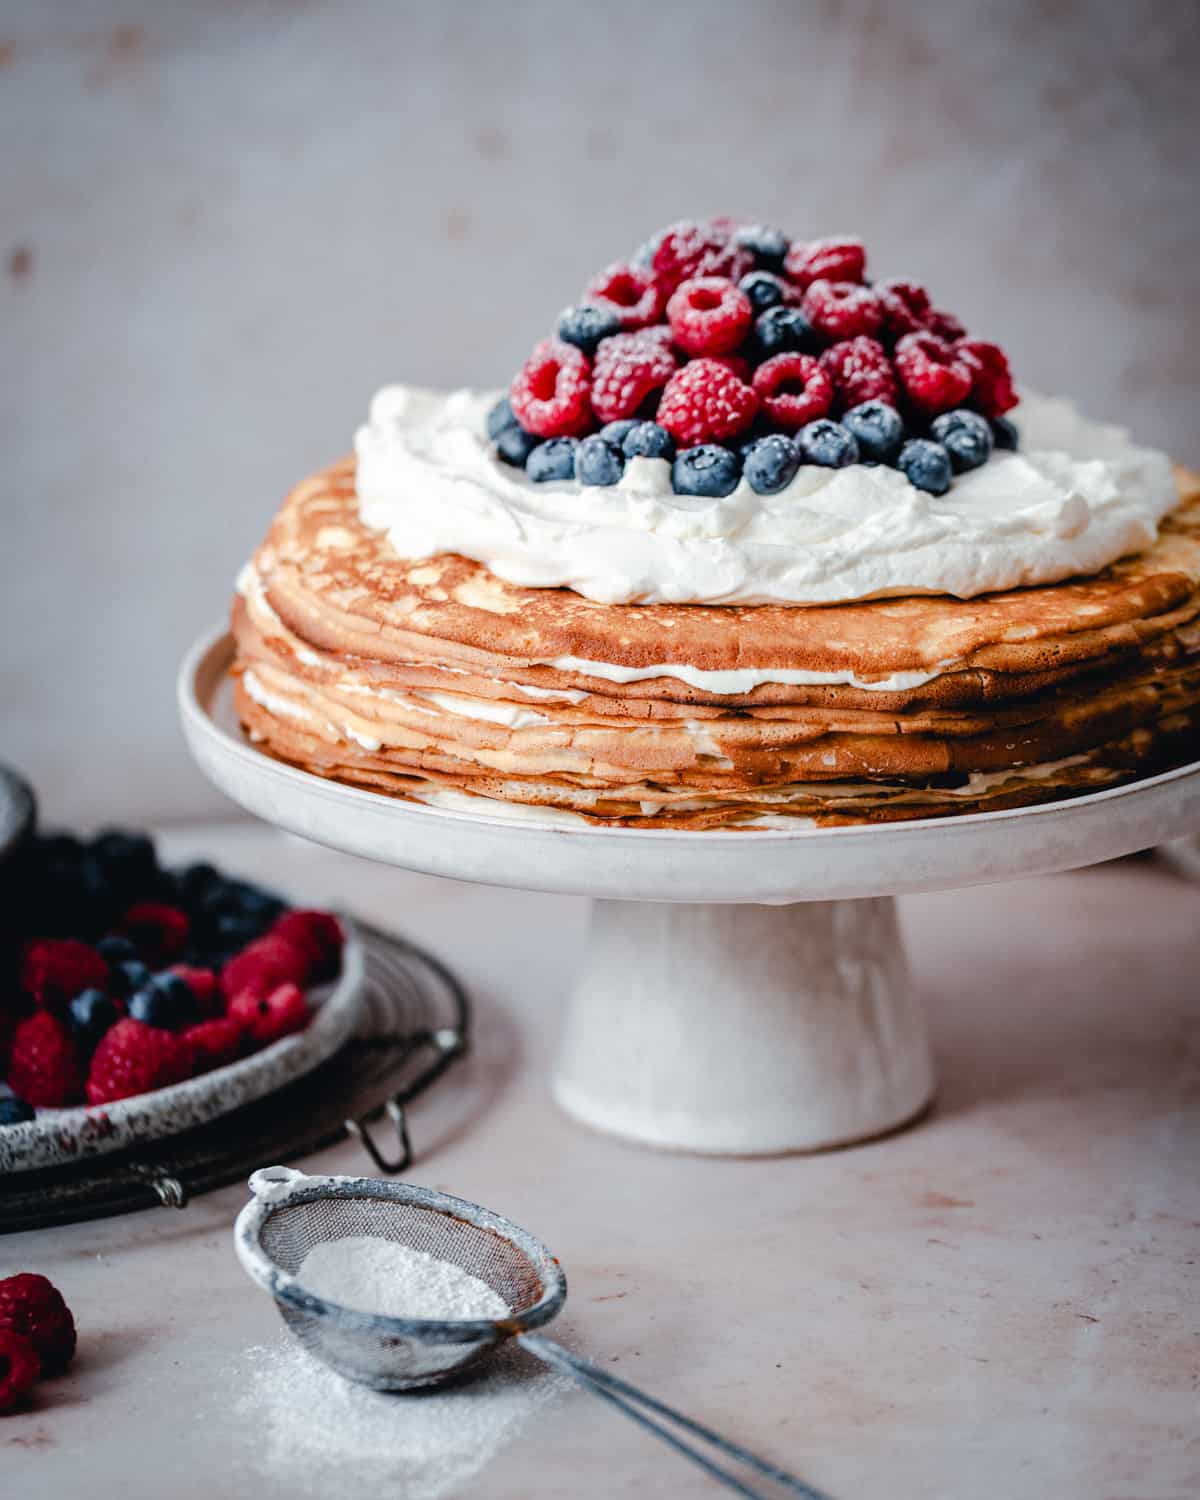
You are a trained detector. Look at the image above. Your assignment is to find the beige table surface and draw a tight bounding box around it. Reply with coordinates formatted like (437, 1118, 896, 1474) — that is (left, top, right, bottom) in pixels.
(4, 821, 1199, 1500)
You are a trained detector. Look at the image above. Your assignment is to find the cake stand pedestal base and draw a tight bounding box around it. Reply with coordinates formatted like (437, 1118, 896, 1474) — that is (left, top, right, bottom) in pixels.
(552, 897, 933, 1154)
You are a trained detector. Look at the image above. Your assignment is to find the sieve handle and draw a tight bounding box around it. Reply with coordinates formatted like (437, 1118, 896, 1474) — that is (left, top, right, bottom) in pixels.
(517, 1333, 831, 1500)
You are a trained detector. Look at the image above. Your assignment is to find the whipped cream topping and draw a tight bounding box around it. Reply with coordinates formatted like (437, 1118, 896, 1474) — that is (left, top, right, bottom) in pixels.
(355, 386, 1178, 607)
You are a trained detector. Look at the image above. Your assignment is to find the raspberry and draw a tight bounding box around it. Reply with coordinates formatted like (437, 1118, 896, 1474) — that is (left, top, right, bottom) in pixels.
(583, 262, 665, 332)
(85, 1018, 194, 1106)
(220, 935, 310, 1001)
(0, 1330, 39, 1412)
(954, 338, 1018, 417)
(509, 339, 593, 438)
(820, 336, 898, 410)
(926, 308, 966, 342)
(656, 359, 759, 447)
(665, 277, 752, 357)
(0, 1274, 76, 1375)
(751, 354, 833, 431)
(270, 910, 343, 982)
(709, 353, 751, 383)
(784, 236, 866, 289)
(651, 221, 752, 294)
(893, 331, 973, 416)
(118, 902, 189, 965)
(591, 331, 678, 423)
(20, 939, 107, 1010)
(169, 964, 221, 1017)
(228, 982, 310, 1047)
(802, 280, 882, 341)
(182, 1016, 246, 1072)
(877, 279, 932, 340)
(7, 1012, 83, 1107)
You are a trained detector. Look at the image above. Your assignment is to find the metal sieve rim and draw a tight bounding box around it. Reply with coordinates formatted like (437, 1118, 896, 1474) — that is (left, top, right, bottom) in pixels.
(234, 1168, 568, 1343)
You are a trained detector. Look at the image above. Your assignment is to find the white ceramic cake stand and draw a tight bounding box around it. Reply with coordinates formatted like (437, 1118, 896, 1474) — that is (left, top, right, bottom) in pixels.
(180, 628, 1200, 1156)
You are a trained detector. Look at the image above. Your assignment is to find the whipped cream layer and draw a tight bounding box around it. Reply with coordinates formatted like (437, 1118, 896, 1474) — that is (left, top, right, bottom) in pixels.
(354, 386, 1177, 607)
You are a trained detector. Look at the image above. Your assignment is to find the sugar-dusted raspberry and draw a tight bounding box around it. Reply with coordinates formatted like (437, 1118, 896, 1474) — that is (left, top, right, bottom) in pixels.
(651, 221, 752, 294)
(118, 901, 189, 966)
(954, 338, 1018, 417)
(591, 330, 678, 423)
(583, 262, 666, 332)
(877, 279, 932, 340)
(228, 982, 310, 1047)
(510, 339, 593, 438)
(20, 939, 108, 1010)
(220, 934, 310, 1002)
(0, 1330, 39, 1412)
(7, 1011, 83, 1107)
(926, 308, 967, 342)
(666, 277, 753, 357)
(182, 1016, 246, 1073)
(656, 359, 759, 447)
(0, 1274, 76, 1375)
(270, 910, 343, 982)
(708, 353, 751, 383)
(893, 331, 974, 415)
(784, 236, 866, 290)
(85, 1018, 194, 1106)
(820, 336, 898, 410)
(802, 280, 883, 341)
(751, 354, 833, 431)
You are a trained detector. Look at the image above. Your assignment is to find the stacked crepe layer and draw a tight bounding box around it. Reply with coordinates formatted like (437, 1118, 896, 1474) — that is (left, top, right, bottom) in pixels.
(230, 458, 1200, 828)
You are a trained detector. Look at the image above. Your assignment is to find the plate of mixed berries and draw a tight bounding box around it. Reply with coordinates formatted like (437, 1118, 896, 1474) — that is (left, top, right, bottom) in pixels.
(0, 826, 363, 1173)
(494, 220, 1017, 498)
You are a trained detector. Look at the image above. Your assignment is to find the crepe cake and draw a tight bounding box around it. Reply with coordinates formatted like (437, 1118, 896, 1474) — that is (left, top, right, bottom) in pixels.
(229, 221, 1200, 828)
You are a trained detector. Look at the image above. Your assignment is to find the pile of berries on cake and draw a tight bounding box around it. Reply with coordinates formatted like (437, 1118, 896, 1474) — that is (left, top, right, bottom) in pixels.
(489, 220, 1018, 499)
(0, 829, 343, 1119)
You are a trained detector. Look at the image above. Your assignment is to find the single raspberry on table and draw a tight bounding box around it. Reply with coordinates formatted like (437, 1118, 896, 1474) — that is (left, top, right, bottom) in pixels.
(876, 279, 932, 339)
(954, 338, 1018, 416)
(20, 939, 108, 1010)
(893, 331, 974, 415)
(784, 236, 866, 289)
(118, 901, 189, 965)
(270, 910, 343, 983)
(802, 280, 883, 341)
(0, 1274, 76, 1375)
(182, 1016, 246, 1073)
(7, 1011, 83, 1107)
(820, 336, 898, 410)
(651, 221, 752, 294)
(665, 277, 753, 356)
(590, 330, 678, 423)
(509, 339, 593, 438)
(656, 359, 759, 446)
(220, 934, 310, 1001)
(228, 982, 310, 1047)
(0, 1330, 39, 1413)
(85, 1019, 194, 1106)
(751, 354, 833, 430)
(583, 262, 665, 332)
(169, 964, 221, 1017)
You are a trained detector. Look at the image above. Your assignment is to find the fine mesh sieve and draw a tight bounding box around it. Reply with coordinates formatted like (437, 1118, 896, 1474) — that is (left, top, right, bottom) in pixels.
(235, 1168, 831, 1499)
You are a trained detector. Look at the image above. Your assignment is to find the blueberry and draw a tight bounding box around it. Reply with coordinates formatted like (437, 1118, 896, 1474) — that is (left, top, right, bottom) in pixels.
(97, 934, 138, 965)
(486, 397, 518, 439)
(69, 988, 120, 1047)
(991, 416, 1019, 451)
(672, 445, 742, 498)
(743, 434, 801, 495)
(898, 438, 953, 495)
(557, 304, 622, 355)
(129, 972, 197, 1030)
(212, 911, 264, 950)
(622, 422, 675, 461)
(631, 229, 665, 271)
(750, 305, 820, 361)
(90, 830, 158, 897)
(600, 419, 639, 447)
(575, 435, 624, 487)
(179, 861, 220, 905)
(0, 1096, 35, 1126)
(931, 409, 993, 473)
(734, 224, 790, 272)
(227, 881, 284, 921)
(495, 424, 539, 468)
(842, 400, 906, 464)
(738, 271, 789, 316)
(111, 958, 152, 999)
(526, 438, 578, 483)
(797, 419, 860, 469)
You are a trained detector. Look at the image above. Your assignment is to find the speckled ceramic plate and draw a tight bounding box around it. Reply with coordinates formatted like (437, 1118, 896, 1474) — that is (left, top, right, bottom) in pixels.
(0, 923, 366, 1175)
